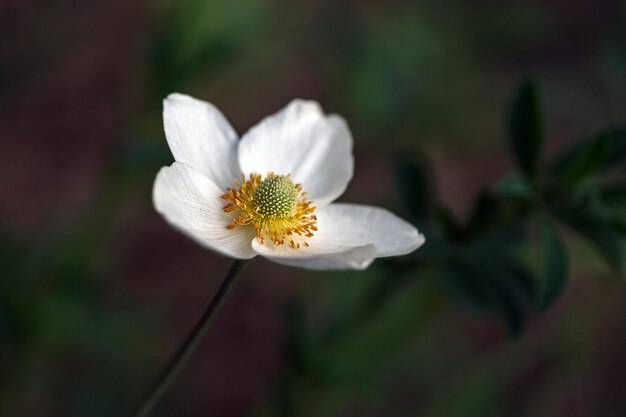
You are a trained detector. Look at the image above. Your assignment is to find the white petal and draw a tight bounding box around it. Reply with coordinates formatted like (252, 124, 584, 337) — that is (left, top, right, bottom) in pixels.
(315, 203, 425, 257)
(238, 99, 353, 208)
(163, 93, 241, 190)
(153, 162, 257, 259)
(251, 203, 424, 270)
(252, 239, 377, 271)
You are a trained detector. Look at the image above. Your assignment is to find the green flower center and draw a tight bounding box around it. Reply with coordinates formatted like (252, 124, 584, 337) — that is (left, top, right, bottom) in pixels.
(254, 175, 297, 218)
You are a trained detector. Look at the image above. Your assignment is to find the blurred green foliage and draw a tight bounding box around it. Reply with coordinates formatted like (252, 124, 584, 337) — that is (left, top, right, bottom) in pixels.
(250, 79, 626, 416)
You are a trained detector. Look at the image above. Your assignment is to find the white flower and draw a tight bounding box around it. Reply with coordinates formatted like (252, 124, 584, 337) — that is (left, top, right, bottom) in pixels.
(153, 94, 425, 270)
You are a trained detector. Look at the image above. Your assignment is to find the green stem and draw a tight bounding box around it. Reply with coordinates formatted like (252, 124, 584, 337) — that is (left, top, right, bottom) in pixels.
(127, 259, 248, 417)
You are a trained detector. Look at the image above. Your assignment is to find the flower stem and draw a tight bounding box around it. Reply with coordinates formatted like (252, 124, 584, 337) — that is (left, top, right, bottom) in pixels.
(127, 259, 248, 417)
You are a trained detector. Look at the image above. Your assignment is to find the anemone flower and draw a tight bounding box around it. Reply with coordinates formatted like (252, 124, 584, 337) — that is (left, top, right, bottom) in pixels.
(130, 95, 426, 417)
(153, 94, 424, 269)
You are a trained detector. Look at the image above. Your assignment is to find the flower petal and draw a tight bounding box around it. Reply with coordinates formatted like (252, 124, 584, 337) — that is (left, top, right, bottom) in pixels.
(163, 93, 241, 190)
(316, 203, 425, 257)
(238, 99, 353, 208)
(252, 239, 377, 270)
(251, 203, 424, 270)
(153, 162, 257, 259)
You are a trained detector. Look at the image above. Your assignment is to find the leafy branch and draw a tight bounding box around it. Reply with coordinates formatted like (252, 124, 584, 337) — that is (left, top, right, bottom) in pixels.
(258, 78, 625, 417)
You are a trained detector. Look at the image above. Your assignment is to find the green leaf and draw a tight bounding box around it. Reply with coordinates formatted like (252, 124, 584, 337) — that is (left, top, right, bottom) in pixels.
(506, 78, 544, 178)
(550, 130, 610, 188)
(395, 153, 434, 222)
(462, 192, 499, 239)
(494, 174, 535, 200)
(593, 183, 626, 237)
(444, 254, 532, 336)
(538, 220, 569, 309)
(600, 183, 626, 207)
(554, 206, 624, 273)
(551, 127, 626, 177)
(435, 206, 462, 239)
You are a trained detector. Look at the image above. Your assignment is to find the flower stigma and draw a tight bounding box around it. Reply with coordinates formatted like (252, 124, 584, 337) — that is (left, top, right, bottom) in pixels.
(221, 173, 317, 248)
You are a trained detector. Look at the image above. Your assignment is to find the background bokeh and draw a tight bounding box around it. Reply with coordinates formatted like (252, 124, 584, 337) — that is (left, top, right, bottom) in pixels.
(1, 0, 625, 416)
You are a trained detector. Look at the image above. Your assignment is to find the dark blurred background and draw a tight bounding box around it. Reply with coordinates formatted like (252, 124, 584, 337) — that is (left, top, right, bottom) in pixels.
(1, 1, 625, 416)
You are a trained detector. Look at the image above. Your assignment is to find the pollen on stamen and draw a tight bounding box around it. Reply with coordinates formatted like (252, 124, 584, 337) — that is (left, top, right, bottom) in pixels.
(221, 172, 317, 248)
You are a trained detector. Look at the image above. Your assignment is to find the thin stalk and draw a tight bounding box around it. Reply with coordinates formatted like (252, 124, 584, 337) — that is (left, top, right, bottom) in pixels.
(127, 259, 248, 417)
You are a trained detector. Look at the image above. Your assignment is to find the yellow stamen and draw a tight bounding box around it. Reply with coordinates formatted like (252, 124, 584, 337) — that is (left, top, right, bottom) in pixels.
(221, 172, 317, 248)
